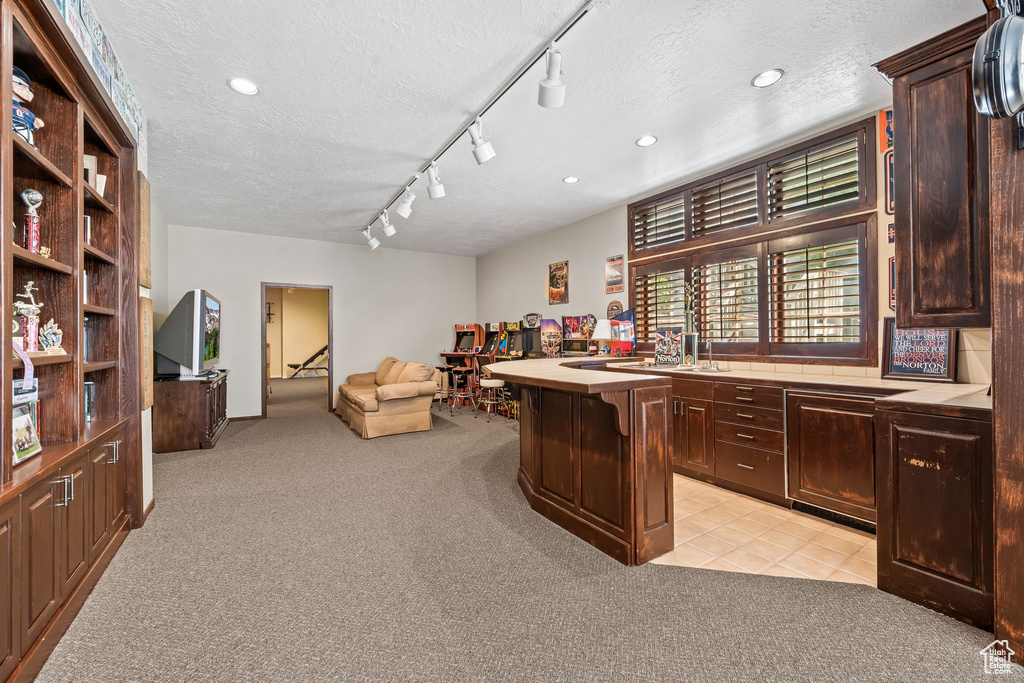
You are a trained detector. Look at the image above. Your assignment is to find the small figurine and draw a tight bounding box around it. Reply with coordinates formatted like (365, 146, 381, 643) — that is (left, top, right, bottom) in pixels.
(14, 281, 43, 353)
(39, 318, 64, 355)
(21, 189, 42, 253)
(12, 67, 44, 146)
(37, 246, 51, 259)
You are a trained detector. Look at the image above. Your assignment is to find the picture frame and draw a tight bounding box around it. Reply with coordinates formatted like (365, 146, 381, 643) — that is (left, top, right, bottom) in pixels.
(12, 404, 42, 465)
(548, 261, 568, 305)
(882, 317, 958, 382)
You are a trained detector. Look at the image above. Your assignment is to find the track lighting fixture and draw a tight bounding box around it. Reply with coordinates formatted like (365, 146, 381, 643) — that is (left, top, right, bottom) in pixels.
(361, 227, 380, 250)
(427, 162, 445, 199)
(395, 189, 416, 219)
(538, 44, 565, 108)
(380, 210, 396, 237)
(468, 118, 495, 165)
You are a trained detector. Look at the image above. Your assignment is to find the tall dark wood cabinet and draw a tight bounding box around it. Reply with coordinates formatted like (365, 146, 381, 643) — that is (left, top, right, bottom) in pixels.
(876, 407, 993, 628)
(153, 372, 229, 453)
(876, 17, 991, 328)
(786, 392, 878, 522)
(0, 500, 19, 681)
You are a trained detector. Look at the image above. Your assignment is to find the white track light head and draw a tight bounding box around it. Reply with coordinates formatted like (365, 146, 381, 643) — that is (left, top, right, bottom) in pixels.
(380, 210, 396, 237)
(427, 162, 445, 199)
(395, 190, 416, 219)
(538, 46, 565, 108)
(468, 118, 495, 165)
(361, 227, 380, 250)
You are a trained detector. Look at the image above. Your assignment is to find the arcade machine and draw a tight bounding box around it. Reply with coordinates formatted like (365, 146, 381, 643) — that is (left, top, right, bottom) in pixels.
(561, 314, 597, 357)
(540, 318, 563, 358)
(522, 313, 543, 358)
(495, 320, 526, 361)
(476, 322, 502, 368)
(440, 323, 483, 406)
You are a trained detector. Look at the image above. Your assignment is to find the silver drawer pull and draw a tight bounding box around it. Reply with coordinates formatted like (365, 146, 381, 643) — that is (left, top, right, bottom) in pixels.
(737, 463, 756, 471)
(737, 386, 754, 392)
(54, 476, 70, 507)
(736, 413, 755, 419)
(735, 397, 754, 403)
(736, 433, 755, 440)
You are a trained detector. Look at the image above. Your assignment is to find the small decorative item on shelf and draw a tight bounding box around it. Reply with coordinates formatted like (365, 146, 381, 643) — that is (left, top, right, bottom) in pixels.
(12, 67, 44, 147)
(13, 281, 43, 353)
(83, 154, 98, 185)
(39, 319, 64, 355)
(83, 316, 89, 362)
(38, 246, 51, 259)
(84, 214, 92, 244)
(655, 327, 682, 366)
(95, 174, 107, 197)
(83, 381, 95, 423)
(12, 404, 42, 465)
(21, 188, 42, 253)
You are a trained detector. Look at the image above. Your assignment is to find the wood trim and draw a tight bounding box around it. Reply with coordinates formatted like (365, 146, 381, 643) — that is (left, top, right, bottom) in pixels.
(231, 415, 264, 422)
(140, 498, 154, 526)
(8, 516, 129, 682)
(874, 16, 988, 79)
(598, 391, 630, 436)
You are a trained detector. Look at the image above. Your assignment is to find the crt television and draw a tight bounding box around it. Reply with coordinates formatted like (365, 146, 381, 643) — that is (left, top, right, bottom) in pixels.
(155, 289, 221, 377)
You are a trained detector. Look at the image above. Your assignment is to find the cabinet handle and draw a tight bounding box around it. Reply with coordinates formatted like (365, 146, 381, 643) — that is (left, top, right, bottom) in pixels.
(673, 400, 679, 415)
(736, 413, 755, 419)
(735, 396, 754, 403)
(68, 472, 75, 501)
(737, 463, 756, 471)
(737, 386, 754, 392)
(54, 476, 69, 507)
(106, 440, 120, 464)
(736, 433, 755, 440)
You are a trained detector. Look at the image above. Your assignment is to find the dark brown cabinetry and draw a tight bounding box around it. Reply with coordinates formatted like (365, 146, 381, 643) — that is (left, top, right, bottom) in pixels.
(712, 383, 786, 499)
(20, 477, 61, 653)
(58, 454, 88, 597)
(153, 372, 229, 453)
(671, 380, 715, 476)
(876, 18, 991, 328)
(0, 500, 19, 681)
(786, 392, 879, 522)
(876, 408, 993, 628)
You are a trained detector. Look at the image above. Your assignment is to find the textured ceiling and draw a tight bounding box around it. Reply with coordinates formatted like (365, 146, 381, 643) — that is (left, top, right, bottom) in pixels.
(91, 0, 981, 257)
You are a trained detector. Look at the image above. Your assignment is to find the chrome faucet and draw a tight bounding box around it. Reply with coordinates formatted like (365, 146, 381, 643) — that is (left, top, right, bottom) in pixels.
(704, 340, 720, 372)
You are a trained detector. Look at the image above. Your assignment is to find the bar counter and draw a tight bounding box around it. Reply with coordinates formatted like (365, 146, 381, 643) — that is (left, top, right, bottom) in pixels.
(487, 359, 675, 565)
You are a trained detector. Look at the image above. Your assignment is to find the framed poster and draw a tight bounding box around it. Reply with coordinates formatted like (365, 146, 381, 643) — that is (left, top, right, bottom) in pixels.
(139, 170, 152, 288)
(605, 254, 624, 294)
(878, 108, 893, 153)
(654, 327, 682, 365)
(882, 318, 958, 382)
(884, 148, 895, 216)
(548, 261, 568, 305)
(139, 296, 154, 409)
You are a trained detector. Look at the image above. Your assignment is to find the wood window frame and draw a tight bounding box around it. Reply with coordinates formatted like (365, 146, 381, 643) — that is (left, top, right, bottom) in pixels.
(627, 117, 877, 261)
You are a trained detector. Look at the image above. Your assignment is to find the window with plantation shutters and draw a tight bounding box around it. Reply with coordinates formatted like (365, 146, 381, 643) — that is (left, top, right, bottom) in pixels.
(770, 238, 861, 344)
(632, 261, 691, 344)
(767, 136, 861, 221)
(695, 256, 759, 343)
(691, 171, 759, 237)
(630, 191, 686, 253)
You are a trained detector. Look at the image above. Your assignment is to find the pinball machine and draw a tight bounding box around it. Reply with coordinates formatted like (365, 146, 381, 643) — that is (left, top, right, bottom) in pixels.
(440, 323, 483, 405)
(561, 314, 597, 357)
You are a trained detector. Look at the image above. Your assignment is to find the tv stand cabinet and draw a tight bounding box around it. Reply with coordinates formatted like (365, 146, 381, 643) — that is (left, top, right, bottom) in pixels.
(153, 371, 229, 453)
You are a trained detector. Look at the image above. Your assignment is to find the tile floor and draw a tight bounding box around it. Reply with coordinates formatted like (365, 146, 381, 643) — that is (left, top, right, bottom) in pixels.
(653, 474, 877, 586)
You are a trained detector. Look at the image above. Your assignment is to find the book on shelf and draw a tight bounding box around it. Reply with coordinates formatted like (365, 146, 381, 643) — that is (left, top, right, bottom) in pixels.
(84, 214, 92, 245)
(84, 381, 95, 423)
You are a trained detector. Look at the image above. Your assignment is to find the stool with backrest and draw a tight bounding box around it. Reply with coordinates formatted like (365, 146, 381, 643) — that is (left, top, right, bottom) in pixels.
(449, 367, 476, 416)
(434, 365, 453, 411)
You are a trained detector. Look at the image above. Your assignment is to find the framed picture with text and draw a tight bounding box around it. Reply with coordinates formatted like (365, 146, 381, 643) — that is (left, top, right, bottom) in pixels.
(882, 318, 958, 382)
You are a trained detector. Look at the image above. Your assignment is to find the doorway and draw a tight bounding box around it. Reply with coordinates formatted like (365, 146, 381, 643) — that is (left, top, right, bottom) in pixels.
(260, 282, 334, 417)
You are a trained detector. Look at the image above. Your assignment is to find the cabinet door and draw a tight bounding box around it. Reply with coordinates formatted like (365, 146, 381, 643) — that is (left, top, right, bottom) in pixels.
(0, 499, 20, 681)
(59, 454, 89, 596)
(20, 478, 62, 654)
(108, 439, 126, 529)
(88, 444, 111, 563)
(877, 411, 993, 627)
(893, 47, 990, 328)
(673, 397, 714, 475)
(786, 393, 877, 522)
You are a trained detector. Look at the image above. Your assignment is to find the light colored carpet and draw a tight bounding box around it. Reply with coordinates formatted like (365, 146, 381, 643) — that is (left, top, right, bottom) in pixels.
(37, 378, 1021, 682)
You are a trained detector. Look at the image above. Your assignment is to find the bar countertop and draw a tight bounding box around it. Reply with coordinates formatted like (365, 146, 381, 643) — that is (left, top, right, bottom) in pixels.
(485, 358, 671, 394)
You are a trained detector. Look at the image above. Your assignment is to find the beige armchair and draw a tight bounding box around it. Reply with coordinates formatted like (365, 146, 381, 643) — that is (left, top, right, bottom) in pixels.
(336, 357, 440, 438)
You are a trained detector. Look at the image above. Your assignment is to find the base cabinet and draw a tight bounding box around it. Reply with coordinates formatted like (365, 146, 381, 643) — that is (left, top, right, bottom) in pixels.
(0, 500, 19, 681)
(672, 397, 714, 475)
(153, 373, 229, 453)
(20, 477, 62, 655)
(876, 409, 993, 628)
(787, 392, 879, 522)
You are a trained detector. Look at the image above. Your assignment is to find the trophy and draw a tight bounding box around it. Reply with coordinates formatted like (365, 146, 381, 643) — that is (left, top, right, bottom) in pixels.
(39, 318, 64, 355)
(21, 189, 42, 253)
(13, 281, 43, 353)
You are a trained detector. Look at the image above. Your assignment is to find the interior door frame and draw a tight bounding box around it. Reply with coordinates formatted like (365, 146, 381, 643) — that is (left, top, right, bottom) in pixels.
(260, 282, 334, 418)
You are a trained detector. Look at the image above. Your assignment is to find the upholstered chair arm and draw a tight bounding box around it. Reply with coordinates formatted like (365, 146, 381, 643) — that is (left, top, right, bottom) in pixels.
(376, 381, 438, 401)
(346, 371, 377, 385)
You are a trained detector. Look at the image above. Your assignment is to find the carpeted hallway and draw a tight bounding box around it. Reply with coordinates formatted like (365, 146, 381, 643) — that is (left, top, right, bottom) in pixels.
(37, 378, 1020, 682)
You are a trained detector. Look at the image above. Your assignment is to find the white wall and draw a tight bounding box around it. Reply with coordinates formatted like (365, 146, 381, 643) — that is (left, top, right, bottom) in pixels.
(167, 225, 477, 418)
(476, 205, 628, 323)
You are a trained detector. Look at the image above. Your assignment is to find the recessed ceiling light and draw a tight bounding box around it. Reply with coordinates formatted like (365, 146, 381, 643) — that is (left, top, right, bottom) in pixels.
(635, 135, 658, 147)
(751, 69, 784, 88)
(562, 176, 580, 184)
(228, 77, 260, 95)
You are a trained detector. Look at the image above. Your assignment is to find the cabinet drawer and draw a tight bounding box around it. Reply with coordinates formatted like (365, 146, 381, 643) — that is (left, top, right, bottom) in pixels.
(715, 403, 784, 431)
(715, 441, 785, 496)
(673, 379, 713, 401)
(714, 383, 784, 410)
(715, 421, 784, 452)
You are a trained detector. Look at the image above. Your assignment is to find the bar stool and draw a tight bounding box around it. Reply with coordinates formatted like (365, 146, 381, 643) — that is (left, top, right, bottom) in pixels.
(476, 378, 505, 422)
(449, 368, 476, 416)
(434, 365, 453, 411)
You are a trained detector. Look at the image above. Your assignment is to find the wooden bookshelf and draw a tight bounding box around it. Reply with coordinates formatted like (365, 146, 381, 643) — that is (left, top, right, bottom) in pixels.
(83, 242, 115, 264)
(11, 243, 72, 273)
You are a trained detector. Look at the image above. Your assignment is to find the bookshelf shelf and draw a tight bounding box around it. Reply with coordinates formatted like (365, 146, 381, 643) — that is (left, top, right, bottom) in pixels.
(83, 360, 116, 373)
(12, 352, 73, 369)
(83, 180, 114, 213)
(12, 134, 73, 188)
(12, 243, 73, 273)
(83, 303, 116, 316)
(83, 242, 115, 264)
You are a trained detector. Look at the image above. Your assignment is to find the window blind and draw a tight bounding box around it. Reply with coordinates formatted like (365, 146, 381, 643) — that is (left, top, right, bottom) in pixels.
(633, 265, 691, 343)
(630, 191, 686, 252)
(696, 257, 759, 343)
(770, 239, 861, 343)
(691, 171, 759, 237)
(766, 136, 860, 221)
